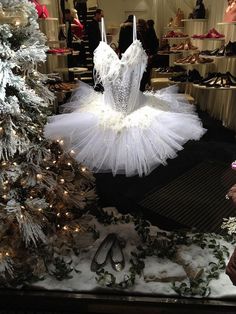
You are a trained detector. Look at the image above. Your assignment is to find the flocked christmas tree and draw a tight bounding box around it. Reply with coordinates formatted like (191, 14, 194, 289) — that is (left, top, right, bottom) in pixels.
(0, 0, 96, 286)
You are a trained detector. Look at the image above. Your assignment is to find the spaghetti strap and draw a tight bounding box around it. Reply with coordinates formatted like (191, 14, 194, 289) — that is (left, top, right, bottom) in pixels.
(101, 17, 107, 43)
(133, 15, 137, 41)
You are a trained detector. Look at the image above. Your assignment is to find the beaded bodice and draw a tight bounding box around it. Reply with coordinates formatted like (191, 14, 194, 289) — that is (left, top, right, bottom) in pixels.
(93, 17, 147, 114)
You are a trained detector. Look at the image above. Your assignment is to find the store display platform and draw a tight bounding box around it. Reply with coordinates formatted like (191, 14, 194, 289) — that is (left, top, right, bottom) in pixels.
(1, 290, 236, 313)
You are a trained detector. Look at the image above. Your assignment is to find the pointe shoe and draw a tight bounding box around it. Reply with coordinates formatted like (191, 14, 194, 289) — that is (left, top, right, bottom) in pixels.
(90, 233, 117, 272)
(109, 237, 125, 272)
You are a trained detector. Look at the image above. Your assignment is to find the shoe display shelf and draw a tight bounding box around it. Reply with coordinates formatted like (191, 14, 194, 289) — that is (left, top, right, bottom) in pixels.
(39, 0, 58, 17)
(190, 37, 225, 55)
(150, 77, 175, 90)
(163, 37, 190, 48)
(169, 53, 183, 66)
(192, 85, 236, 130)
(157, 51, 182, 67)
(215, 22, 236, 75)
(170, 49, 200, 54)
(182, 19, 225, 52)
(181, 19, 208, 36)
(38, 18, 59, 44)
(218, 21, 236, 42)
(201, 55, 236, 76)
(164, 26, 184, 31)
(173, 61, 215, 77)
(151, 69, 178, 79)
(38, 14, 83, 113)
(191, 21, 236, 131)
(38, 17, 69, 76)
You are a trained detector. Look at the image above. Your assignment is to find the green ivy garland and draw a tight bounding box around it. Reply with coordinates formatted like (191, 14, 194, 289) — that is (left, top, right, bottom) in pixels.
(94, 209, 235, 297)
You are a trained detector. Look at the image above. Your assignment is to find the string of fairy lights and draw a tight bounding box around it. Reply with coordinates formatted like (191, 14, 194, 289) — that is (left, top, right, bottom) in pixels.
(0, 136, 89, 263)
(0, 3, 92, 267)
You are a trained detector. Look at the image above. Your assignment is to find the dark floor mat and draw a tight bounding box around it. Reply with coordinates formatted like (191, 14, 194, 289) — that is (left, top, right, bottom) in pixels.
(139, 160, 236, 233)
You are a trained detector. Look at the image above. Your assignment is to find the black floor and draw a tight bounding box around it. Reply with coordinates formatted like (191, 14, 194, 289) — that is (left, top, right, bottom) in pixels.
(95, 108, 236, 232)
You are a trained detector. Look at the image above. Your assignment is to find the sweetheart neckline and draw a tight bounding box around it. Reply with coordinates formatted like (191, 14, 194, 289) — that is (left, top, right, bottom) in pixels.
(96, 39, 144, 62)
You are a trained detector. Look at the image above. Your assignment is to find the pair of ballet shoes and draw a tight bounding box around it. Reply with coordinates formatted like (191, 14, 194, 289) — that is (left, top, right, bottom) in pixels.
(91, 233, 125, 272)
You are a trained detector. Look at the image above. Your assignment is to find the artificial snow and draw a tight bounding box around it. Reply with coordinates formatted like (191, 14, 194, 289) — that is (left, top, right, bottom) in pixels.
(33, 207, 236, 299)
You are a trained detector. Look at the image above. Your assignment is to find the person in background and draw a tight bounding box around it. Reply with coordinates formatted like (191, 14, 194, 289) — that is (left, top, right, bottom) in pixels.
(64, 9, 86, 76)
(64, 9, 83, 45)
(136, 19, 149, 91)
(74, 0, 88, 27)
(146, 19, 159, 55)
(64, 8, 84, 41)
(64, 9, 73, 47)
(137, 18, 148, 51)
(87, 9, 104, 55)
(60, 0, 66, 22)
(118, 15, 134, 56)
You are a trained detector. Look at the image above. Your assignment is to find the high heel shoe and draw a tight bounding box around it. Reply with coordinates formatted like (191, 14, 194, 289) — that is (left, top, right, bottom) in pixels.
(216, 46, 226, 56)
(226, 72, 236, 86)
(225, 41, 236, 56)
(197, 56, 214, 63)
(91, 233, 117, 272)
(226, 71, 236, 83)
(199, 72, 217, 85)
(109, 237, 125, 272)
(205, 73, 221, 88)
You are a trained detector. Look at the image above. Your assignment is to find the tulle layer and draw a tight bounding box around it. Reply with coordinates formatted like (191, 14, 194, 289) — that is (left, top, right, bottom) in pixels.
(45, 83, 206, 177)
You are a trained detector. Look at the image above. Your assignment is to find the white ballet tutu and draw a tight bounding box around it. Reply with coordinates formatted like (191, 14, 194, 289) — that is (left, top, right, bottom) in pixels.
(45, 82, 206, 177)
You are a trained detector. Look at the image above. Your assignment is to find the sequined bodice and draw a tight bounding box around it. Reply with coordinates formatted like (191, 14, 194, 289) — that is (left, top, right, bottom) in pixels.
(93, 18, 148, 114)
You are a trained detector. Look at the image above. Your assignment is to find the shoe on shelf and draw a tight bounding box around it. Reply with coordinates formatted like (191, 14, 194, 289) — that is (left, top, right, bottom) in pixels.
(200, 48, 220, 56)
(197, 56, 214, 63)
(210, 28, 225, 37)
(164, 30, 188, 38)
(204, 73, 221, 88)
(184, 41, 198, 50)
(170, 43, 185, 51)
(209, 47, 220, 56)
(199, 72, 218, 85)
(225, 41, 236, 56)
(192, 28, 224, 39)
(90, 233, 117, 272)
(226, 72, 236, 85)
(216, 46, 226, 56)
(170, 44, 178, 51)
(188, 69, 203, 83)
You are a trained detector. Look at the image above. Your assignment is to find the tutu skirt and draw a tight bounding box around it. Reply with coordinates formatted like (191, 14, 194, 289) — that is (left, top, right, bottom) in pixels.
(45, 83, 206, 177)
